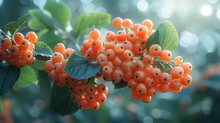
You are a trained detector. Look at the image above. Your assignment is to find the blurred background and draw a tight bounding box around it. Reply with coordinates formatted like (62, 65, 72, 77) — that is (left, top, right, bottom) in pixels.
(1, 0, 220, 123)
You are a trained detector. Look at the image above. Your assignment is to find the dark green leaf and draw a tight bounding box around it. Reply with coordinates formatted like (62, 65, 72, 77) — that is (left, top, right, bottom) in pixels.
(29, 9, 55, 30)
(147, 21, 179, 52)
(64, 53, 100, 80)
(86, 77, 96, 85)
(114, 80, 127, 90)
(37, 71, 52, 102)
(0, 62, 20, 96)
(5, 14, 30, 35)
(34, 41, 53, 57)
(50, 84, 79, 115)
(38, 29, 62, 48)
(72, 12, 111, 38)
(14, 66, 38, 88)
(44, 0, 71, 27)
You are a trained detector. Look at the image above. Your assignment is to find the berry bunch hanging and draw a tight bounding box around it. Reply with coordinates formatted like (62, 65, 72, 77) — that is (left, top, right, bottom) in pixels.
(0, 31, 38, 67)
(44, 43, 109, 110)
(79, 17, 193, 103)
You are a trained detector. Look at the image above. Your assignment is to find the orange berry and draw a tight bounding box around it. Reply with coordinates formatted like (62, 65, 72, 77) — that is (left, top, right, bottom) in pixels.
(144, 77, 154, 88)
(112, 68, 124, 83)
(1, 37, 12, 50)
(130, 90, 141, 100)
(122, 19, 133, 28)
(54, 43, 65, 54)
(26, 31, 38, 43)
(169, 79, 182, 91)
(149, 44, 161, 56)
(142, 19, 153, 30)
(78, 97, 88, 109)
(131, 23, 140, 33)
(97, 84, 108, 94)
(21, 50, 33, 61)
(180, 74, 192, 86)
(122, 71, 133, 82)
(95, 93, 107, 104)
(53, 62, 64, 74)
(19, 39, 30, 51)
(143, 54, 154, 66)
(88, 100, 100, 110)
(114, 43, 124, 55)
(13, 32, 24, 45)
(44, 60, 54, 73)
(134, 70, 145, 82)
(173, 56, 183, 65)
(63, 48, 74, 59)
(92, 39, 102, 51)
(51, 52, 64, 64)
(105, 31, 115, 42)
(136, 25, 148, 38)
(97, 54, 107, 66)
(89, 28, 100, 40)
(127, 31, 138, 43)
(136, 83, 147, 94)
(112, 17, 123, 28)
(123, 41, 133, 50)
(9, 45, 20, 57)
(128, 79, 138, 89)
(49, 70, 58, 81)
(151, 68, 161, 78)
(102, 65, 113, 75)
(159, 72, 171, 84)
(121, 61, 132, 72)
(158, 84, 169, 93)
(122, 50, 134, 61)
(141, 95, 151, 103)
(170, 66, 184, 79)
(112, 56, 122, 67)
(181, 62, 193, 74)
(160, 50, 172, 62)
(115, 30, 127, 42)
(104, 42, 115, 51)
(85, 48, 98, 61)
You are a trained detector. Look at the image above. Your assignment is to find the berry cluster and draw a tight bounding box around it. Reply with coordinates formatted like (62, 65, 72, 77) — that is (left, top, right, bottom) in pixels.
(80, 17, 193, 103)
(70, 80, 108, 110)
(44, 43, 74, 87)
(0, 31, 38, 67)
(44, 43, 109, 110)
(80, 28, 103, 61)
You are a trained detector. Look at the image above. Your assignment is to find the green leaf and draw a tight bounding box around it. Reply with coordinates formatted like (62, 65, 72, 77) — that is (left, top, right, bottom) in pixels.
(72, 12, 111, 38)
(0, 98, 3, 112)
(5, 14, 30, 35)
(0, 62, 20, 96)
(44, 0, 71, 27)
(50, 84, 79, 115)
(147, 20, 179, 52)
(37, 71, 52, 101)
(34, 41, 53, 57)
(114, 80, 127, 90)
(14, 66, 38, 88)
(29, 9, 55, 30)
(31, 59, 45, 71)
(38, 29, 62, 48)
(28, 17, 47, 30)
(64, 53, 100, 80)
